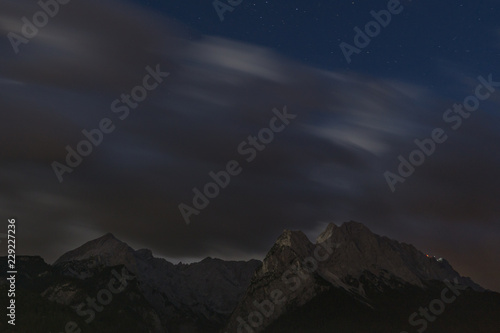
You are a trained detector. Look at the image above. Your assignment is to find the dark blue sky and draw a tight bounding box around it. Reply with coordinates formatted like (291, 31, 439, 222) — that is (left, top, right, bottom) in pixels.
(136, 0, 499, 97)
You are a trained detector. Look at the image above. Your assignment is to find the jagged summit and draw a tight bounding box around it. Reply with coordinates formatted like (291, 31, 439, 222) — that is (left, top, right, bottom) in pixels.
(10, 221, 497, 333)
(313, 221, 482, 290)
(54, 232, 134, 266)
(50, 231, 262, 331)
(100, 232, 118, 240)
(317, 220, 372, 243)
(224, 221, 486, 332)
(316, 222, 338, 243)
(282, 221, 480, 287)
(276, 229, 311, 248)
(276, 221, 370, 249)
(340, 220, 371, 231)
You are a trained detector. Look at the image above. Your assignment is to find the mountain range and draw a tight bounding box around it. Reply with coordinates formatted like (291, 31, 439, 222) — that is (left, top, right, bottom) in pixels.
(1, 221, 499, 332)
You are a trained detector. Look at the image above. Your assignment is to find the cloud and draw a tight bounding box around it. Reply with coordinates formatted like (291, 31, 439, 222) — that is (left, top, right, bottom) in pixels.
(1, 0, 499, 292)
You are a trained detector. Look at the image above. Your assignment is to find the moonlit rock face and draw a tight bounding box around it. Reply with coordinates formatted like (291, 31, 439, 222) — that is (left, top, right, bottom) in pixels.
(10, 221, 492, 332)
(55, 233, 135, 267)
(314, 221, 481, 289)
(224, 221, 483, 333)
(53, 232, 261, 327)
(51, 221, 483, 332)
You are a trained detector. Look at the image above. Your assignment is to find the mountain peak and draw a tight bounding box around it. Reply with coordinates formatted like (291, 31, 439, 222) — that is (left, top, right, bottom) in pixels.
(316, 221, 372, 243)
(341, 220, 372, 232)
(54, 232, 133, 265)
(226, 220, 487, 333)
(276, 229, 311, 248)
(100, 232, 117, 239)
(316, 222, 338, 243)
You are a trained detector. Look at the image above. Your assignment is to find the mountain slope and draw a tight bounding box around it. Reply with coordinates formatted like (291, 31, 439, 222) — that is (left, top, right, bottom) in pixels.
(1, 221, 498, 333)
(52, 233, 261, 332)
(223, 221, 492, 333)
(0, 256, 158, 333)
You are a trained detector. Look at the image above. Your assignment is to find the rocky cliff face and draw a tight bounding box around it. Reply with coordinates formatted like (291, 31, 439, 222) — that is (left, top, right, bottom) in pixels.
(51, 233, 261, 332)
(1, 221, 497, 333)
(223, 221, 483, 333)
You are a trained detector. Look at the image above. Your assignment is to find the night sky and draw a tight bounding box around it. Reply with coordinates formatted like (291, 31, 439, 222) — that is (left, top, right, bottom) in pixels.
(1, 0, 499, 291)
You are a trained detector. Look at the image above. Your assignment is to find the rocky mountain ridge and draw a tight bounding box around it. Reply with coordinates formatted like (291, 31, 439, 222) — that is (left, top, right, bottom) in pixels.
(1, 221, 498, 333)
(223, 221, 484, 332)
